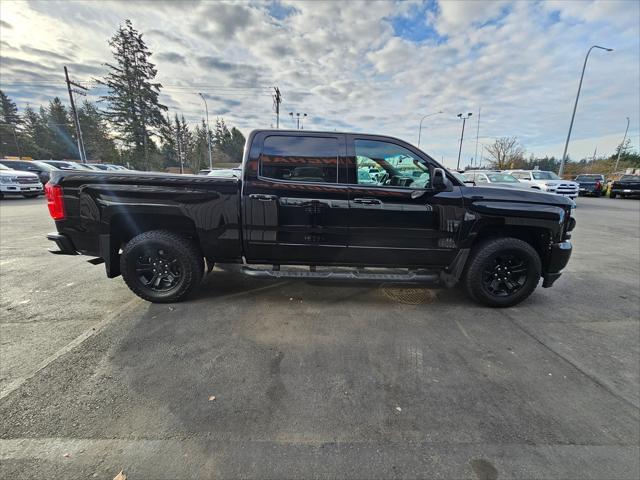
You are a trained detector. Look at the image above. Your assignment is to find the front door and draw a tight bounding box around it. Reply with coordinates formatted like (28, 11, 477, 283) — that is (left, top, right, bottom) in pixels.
(242, 132, 350, 265)
(344, 136, 462, 267)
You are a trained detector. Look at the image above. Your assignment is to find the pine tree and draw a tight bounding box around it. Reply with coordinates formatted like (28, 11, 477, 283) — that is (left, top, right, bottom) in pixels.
(228, 127, 246, 163)
(0, 90, 21, 157)
(98, 19, 167, 170)
(77, 101, 119, 163)
(21, 106, 51, 159)
(46, 97, 78, 159)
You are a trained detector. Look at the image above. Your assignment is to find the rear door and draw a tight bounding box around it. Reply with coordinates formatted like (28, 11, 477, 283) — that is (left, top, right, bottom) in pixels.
(242, 132, 350, 264)
(343, 135, 462, 267)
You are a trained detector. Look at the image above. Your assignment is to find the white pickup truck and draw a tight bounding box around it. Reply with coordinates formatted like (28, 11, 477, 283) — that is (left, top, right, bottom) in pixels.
(0, 163, 43, 198)
(504, 170, 579, 199)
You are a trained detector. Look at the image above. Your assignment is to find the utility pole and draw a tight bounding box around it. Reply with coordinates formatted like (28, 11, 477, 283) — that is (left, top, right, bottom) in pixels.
(614, 117, 630, 173)
(272, 87, 282, 128)
(198, 93, 213, 170)
(289, 112, 307, 129)
(474, 107, 481, 168)
(64, 66, 88, 162)
(456, 112, 472, 170)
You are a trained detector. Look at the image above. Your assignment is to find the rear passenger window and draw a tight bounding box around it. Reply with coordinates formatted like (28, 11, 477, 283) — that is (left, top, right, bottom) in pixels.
(260, 135, 338, 183)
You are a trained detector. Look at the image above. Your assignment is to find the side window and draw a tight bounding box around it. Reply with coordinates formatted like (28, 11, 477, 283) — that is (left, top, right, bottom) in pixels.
(512, 172, 528, 180)
(476, 174, 489, 183)
(260, 135, 338, 183)
(354, 139, 430, 189)
(463, 173, 475, 182)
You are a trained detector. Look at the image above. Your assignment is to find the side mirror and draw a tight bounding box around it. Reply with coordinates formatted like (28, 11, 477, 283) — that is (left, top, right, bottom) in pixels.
(432, 168, 451, 191)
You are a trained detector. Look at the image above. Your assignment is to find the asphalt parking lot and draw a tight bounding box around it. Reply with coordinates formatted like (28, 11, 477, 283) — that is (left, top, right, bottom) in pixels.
(1, 195, 639, 479)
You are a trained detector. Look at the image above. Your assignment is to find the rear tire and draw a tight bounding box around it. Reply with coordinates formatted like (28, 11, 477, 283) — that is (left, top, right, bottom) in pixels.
(120, 230, 204, 303)
(463, 237, 541, 308)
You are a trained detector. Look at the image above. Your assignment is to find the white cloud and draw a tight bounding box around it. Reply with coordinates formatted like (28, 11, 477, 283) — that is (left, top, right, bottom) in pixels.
(0, 0, 638, 166)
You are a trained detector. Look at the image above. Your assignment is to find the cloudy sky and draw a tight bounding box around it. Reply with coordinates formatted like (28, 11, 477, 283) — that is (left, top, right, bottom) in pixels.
(1, 0, 638, 167)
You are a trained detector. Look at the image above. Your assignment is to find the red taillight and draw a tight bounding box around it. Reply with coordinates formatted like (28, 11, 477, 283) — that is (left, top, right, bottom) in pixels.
(45, 183, 65, 220)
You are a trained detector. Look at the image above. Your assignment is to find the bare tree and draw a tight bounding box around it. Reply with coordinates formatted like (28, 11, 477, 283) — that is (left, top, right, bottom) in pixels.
(485, 137, 525, 169)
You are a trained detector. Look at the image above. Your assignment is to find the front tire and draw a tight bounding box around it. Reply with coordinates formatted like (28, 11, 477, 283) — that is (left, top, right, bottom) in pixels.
(120, 230, 204, 303)
(463, 237, 541, 308)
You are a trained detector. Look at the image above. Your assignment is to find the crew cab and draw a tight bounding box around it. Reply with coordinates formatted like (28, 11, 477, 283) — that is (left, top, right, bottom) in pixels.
(505, 170, 579, 199)
(609, 174, 640, 199)
(0, 163, 43, 198)
(574, 174, 606, 196)
(45, 130, 575, 307)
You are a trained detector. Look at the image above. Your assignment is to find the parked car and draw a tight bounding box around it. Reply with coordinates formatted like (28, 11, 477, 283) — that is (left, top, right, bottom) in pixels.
(0, 159, 55, 185)
(45, 129, 575, 308)
(504, 170, 579, 199)
(462, 170, 532, 190)
(207, 168, 241, 178)
(609, 174, 640, 199)
(39, 160, 89, 171)
(0, 163, 43, 198)
(574, 174, 606, 196)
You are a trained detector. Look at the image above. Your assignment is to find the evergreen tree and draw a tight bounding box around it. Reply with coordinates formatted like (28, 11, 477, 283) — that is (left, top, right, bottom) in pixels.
(0, 90, 21, 157)
(46, 97, 78, 159)
(21, 106, 51, 159)
(77, 100, 119, 163)
(228, 127, 246, 163)
(98, 19, 167, 170)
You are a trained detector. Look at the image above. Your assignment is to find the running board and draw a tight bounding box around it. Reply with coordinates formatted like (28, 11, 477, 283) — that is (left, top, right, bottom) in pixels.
(241, 266, 440, 283)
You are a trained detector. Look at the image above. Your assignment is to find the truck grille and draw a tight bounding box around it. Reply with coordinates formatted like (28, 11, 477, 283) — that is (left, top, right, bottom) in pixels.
(17, 176, 39, 184)
(555, 183, 578, 195)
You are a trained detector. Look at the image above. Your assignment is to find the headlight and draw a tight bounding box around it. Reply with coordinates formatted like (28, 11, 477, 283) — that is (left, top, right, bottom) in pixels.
(0, 176, 18, 184)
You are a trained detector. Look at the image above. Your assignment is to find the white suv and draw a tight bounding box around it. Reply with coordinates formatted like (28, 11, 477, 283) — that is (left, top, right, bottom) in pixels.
(0, 164, 43, 198)
(504, 170, 579, 199)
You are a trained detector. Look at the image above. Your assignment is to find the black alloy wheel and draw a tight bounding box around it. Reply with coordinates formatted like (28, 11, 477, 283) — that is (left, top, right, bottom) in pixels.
(134, 248, 182, 292)
(481, 252, 529, 297)
(121, 230, 203, 303)
(464, 237, 541, 307)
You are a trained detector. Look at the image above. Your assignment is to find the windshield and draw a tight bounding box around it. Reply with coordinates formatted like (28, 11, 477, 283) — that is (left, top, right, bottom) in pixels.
(575, 175, 602, 181)
(487, 173, 519, 183)
(620, 175, 639, 181)
(0, 164, 10, 171)
(532, 171, 560, 180)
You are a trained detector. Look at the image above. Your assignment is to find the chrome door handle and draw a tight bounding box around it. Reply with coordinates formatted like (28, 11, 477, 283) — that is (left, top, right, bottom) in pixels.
(353, 197, 381, 205)
(249, 194, 278, 201)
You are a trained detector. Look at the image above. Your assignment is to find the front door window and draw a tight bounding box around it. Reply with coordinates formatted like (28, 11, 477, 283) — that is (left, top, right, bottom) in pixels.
(354, 139, 430, 189)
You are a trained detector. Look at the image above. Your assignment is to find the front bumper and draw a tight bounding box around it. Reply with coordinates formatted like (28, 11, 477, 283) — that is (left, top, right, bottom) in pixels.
(47, 232, 78, 255)
(542, 240, 572, 288)
(0, 184, 43, 193)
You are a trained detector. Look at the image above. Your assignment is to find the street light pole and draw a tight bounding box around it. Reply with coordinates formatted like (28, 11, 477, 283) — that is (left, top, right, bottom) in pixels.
(198, 93, 213, 170)
(614, 116, 630, 173)
(456, 112, 472, 170)
(289, 112, 307, 129)
(559, 45, 613, 176)
(417, 110, 443, 148)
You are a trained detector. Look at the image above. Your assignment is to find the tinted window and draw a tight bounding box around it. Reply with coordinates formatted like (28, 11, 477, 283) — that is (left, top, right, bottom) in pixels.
(354, 139, 430, 189)
(532, 171, 560, 180)
(487, 173, 519, 183)
(512, 172, 530, 180)
(260, 135, 338, 183)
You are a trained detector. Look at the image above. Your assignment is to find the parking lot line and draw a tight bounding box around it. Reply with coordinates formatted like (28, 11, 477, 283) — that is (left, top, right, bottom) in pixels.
(0, 297, 142, 401)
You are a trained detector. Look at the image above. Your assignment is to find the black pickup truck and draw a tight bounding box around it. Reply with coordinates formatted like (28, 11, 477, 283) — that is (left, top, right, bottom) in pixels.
(610, 174, 640, 199)
(45, 129, 575, 307)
